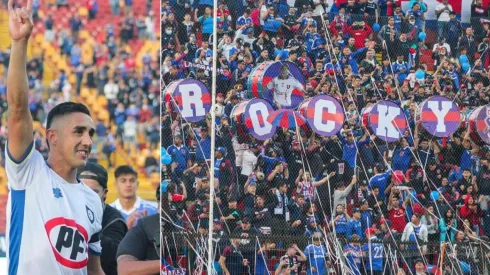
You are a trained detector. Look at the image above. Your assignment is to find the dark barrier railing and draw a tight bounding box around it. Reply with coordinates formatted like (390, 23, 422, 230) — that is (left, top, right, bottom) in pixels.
(160, 231, 490, 274)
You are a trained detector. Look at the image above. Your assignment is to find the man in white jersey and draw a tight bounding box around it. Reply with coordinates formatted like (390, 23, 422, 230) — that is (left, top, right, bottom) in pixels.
(266, 64, 304, 108)
(5, 0, 104, 274)
(110, 165, 158, 229)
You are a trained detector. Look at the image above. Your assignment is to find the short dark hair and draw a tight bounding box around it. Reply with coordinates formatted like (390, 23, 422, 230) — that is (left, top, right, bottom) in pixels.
(115, 165, 138, 178)
(278, 182, 288, 188)
(45, 102, 91, 148)
(46, 102, 91, 129)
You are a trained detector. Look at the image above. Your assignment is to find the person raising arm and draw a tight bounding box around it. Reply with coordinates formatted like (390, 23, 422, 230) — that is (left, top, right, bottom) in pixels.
(6, 1, 104, 274)
(7, 0, 34, 162)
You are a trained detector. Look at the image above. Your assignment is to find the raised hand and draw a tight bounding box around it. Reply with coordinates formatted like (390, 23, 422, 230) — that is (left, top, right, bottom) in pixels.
(8, 0, 34, 41)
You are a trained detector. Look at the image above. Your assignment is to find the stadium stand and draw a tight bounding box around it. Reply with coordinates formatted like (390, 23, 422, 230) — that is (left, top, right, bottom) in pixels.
(0, 0, 160, 239)
(161, 0, 490, 274)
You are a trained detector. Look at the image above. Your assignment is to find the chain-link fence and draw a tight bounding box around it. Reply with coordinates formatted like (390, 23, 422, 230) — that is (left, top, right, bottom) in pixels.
(160, 233, 490, 274)
(161, 0, 490, 273)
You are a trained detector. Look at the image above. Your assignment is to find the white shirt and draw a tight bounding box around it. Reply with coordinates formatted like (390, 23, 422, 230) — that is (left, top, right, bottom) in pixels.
(145, 16, 155, 35)
(104, 83, 119, 100)
(123, 119, 138, 138)
(241, 150, 258, 176)
(219, 42, 235, 61)
(110, 196, 158, 220)
(232, 137, 248, 167)
(62, 84, 72, 102)
(6, 144, 102, 275)
(312, 0, 326, 16)
(432, 42, 451, 55)
(234, 29, 256, 46)
(401, 222, 428, 251)
(267, 77, 303, 106)
(214, 103, 225, 118)
(435, 3, 452, 22)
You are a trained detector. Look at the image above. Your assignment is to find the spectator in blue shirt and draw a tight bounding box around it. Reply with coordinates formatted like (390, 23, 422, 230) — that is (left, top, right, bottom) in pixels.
(347, 208, 364, 239)
(392, 137, 413, 173)
(167, 135, 192, 178)
(406, 4, 424, 31)
(304, 233, 329, 275)
(362, 228, 384, 274)
(304, 26, 325, 60)
(393, 7, 404, 32)
(195, 41, 213, 60)
(261, 143, 287, 175)
(236, 9, 253, 33)
(392, 54, 410, 84)
(329, 204, 350, 238)
(298, 9, 318, 29)
(262, 6, 284, 35)
(448, 163, 463, 185)
(195, 7, 214, 41)
(369, 164, 391, 201)
(344, 235, 362, 275)
(338, 129, 371, 170)
(360, 199, 374, 232)
(338, 46, 368, 75)
(195, 126, 211, 162)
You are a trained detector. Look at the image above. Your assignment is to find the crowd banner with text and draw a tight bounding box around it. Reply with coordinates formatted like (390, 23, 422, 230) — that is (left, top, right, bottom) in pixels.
(163, 63, 490, 145)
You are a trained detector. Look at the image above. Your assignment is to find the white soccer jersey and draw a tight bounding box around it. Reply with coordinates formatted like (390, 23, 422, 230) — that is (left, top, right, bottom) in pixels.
(110, 196, 158, 221)
(267, 77, 303, 106)
(5, 143, 103, 275)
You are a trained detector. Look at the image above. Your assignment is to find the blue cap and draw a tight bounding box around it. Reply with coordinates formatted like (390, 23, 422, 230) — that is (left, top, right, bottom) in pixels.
(216, 147, 227, 156)
(161, 181, 169, 193)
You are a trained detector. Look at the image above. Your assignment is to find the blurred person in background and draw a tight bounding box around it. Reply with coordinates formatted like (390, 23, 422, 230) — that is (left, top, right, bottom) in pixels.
(111, 165, 158, 229)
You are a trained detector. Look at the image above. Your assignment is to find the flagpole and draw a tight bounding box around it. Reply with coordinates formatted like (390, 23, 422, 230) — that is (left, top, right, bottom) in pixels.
(207, 0, 218, 273)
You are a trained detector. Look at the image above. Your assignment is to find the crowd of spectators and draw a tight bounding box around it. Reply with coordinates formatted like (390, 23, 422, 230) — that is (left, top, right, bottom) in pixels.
(161, 0, 490, 273)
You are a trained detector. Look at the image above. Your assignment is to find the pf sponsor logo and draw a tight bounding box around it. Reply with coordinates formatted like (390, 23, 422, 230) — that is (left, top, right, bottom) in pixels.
(45, 217, 89, 269)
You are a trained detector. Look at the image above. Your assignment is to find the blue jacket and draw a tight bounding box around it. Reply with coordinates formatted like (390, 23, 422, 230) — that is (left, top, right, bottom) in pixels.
(338, 48, 367, 74)
(338, 133, 371, 168)
(195, 132, 211, 161)
(369, 171, 391, 200)
(347, 219, 364, 239)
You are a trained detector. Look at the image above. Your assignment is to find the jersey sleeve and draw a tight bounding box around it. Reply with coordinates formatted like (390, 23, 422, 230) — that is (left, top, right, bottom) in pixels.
(304, 245, 312, 259)
(293, 79, 304, 91)
(5, 141, 45, 190)
(89, 193, 104, 255)
(88, 232, 102, 255)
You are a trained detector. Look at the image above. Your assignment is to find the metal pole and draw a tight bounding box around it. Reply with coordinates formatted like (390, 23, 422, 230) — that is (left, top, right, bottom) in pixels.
(207, 0, 218, 273)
